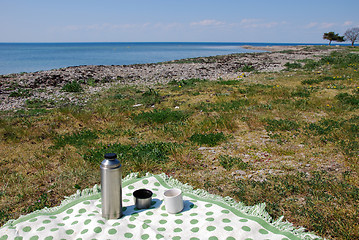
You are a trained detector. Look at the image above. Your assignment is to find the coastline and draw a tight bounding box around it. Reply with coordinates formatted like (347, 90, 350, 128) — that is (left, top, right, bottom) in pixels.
(0, 45, 340, 111)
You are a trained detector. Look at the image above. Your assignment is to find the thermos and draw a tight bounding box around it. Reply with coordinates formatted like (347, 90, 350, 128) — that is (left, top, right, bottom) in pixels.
(101, 153, 122, 219)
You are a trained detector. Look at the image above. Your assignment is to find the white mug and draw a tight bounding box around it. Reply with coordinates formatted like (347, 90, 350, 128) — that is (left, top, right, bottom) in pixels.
(163, 189, 184, 214)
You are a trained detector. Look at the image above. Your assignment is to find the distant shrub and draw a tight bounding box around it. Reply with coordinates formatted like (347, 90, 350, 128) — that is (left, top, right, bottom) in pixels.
(240, 64, 255, 72)
(320, 52, 359, 67)
(9, 89, 32, 98)
(303, 59, 320, 70)
(85, 78, 96, 87)
(62, 81, 83, 92)
(284, 62, 302, 70)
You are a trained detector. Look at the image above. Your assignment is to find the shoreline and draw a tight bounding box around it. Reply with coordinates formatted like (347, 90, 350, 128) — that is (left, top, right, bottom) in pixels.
(0, 45, 341, 111)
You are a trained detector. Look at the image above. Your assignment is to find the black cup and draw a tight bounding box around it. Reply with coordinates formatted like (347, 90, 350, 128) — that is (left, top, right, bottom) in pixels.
(133, 189, 153, 209)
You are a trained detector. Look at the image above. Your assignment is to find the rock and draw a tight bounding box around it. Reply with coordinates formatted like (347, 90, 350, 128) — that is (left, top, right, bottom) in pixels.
(198, 147, 208, 151)
(233, 170, 246, 175)
(0, 46, 337, 111)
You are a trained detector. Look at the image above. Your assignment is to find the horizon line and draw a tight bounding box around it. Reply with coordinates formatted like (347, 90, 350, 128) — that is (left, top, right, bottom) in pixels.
(0, 41, 338, 45)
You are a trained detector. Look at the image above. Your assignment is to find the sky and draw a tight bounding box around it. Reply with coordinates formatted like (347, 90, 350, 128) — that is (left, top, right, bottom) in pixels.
(1, 0, 358, 43)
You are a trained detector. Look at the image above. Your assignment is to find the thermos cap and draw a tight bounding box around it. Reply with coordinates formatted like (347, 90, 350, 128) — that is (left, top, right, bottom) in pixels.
(104, 153, 117, 160)
(101, 153, 121, 169)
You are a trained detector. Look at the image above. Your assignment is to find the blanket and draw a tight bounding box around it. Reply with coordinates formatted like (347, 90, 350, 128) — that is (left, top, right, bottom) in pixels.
(0, 173, 321, 240)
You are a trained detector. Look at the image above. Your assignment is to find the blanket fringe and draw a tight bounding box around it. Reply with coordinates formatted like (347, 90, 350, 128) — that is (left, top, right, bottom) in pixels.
(2, 172, 322, 239)
(155, 173, 322, 240)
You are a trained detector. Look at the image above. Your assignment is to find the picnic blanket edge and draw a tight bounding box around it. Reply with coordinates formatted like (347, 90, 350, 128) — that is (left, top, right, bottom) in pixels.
(1, 172, 322, 240)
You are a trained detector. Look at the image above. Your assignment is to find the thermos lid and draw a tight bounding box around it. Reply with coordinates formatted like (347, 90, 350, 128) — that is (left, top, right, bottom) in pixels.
(101, 153, 121, 168)
(104, 153, 117, 160)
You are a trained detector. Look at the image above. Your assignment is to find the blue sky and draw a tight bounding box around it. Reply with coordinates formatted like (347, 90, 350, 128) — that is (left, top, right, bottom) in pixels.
(1, 0, 358, 43)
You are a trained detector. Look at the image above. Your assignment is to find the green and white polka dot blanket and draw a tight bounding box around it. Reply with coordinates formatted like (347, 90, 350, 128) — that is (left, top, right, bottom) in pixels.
(0, 173, 321, 240)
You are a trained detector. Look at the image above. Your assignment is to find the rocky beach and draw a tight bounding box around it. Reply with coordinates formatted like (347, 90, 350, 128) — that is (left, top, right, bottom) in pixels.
(0, 45, 338, 111)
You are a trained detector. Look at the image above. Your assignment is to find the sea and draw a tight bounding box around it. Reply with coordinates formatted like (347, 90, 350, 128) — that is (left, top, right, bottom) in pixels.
(0, 42, 322, 75)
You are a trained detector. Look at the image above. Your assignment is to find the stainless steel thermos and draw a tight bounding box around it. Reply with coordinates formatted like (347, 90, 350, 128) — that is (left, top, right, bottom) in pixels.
(101, 153, 122, 219)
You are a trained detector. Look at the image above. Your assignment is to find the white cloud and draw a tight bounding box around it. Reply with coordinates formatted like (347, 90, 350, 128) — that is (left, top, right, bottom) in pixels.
(153, 22, 183, 30)
(304, 22, 318, 29)
(61, 22, 185, 33)
(62, 23, 152, 32)
(303, 22, 338, 29)
(343, 21, 353, 26)
(190, 19, 225, 27)
(239, 18, 284, 28)
(320, 22, 335, 29)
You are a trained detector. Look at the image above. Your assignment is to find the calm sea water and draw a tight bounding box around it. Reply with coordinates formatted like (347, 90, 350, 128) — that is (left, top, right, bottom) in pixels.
(0, 42, 314, 75)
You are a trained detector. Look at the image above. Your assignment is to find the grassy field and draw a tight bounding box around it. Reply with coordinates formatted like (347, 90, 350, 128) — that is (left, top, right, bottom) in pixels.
(0, 47, 358, 239)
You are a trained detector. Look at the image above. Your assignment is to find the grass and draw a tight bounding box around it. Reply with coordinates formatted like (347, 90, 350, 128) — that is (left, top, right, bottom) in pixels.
(239, 64, 255, 72)
(52, 129, 99, 149)
(284, 62, 302, 70)
(61, 80, 83, 92)
(132, 109, 191, 125)
(9, 89, 32, 98)
(233, 171, 358, 239)
(189, 132, 226, 146)
(219, 155, 249, 170)
(0, 46, 358, 239)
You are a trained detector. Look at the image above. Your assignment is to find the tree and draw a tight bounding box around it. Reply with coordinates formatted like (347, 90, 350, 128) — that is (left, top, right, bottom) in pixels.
(344, 27, 359, 46)
(323, 32, 345, 45)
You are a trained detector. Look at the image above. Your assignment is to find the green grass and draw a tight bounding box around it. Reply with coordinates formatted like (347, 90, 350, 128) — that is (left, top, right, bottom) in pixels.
(219, 155, 249, 170)
(284, 62, 302, 70)
(62, 81, 83, 92)
(264, 119, 300, 132)
(83, 142, 177, 164)
(168, 78, 208, 89)
(141, 88, 162, 106)
(336, 92, 359, 108)
(132, 109, 191, 125)
(197, 99, 251, 112)
(9, 89, 32, 98)
(0, 47, 358, 239)
(52, 129, 98, 149)
(83, 142, 178, 174)
(189, 132, 226, 146)
(233, 171, 359, 239)
(239, 64, 255, 72)
(291, 87, 312, 98)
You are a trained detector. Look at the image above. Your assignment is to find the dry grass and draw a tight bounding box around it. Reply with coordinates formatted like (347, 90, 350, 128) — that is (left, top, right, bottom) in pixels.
(1, 48, 358, 239)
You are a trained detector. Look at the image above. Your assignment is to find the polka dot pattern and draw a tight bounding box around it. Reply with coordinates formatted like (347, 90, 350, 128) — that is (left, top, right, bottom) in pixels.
(0, 175, 307, 240)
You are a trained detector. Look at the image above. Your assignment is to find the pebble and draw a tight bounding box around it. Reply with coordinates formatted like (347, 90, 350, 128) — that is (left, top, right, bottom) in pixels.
(0, 46, 336, 111)
(233, 170, 246, 175)
(198, 147, 209, 151)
